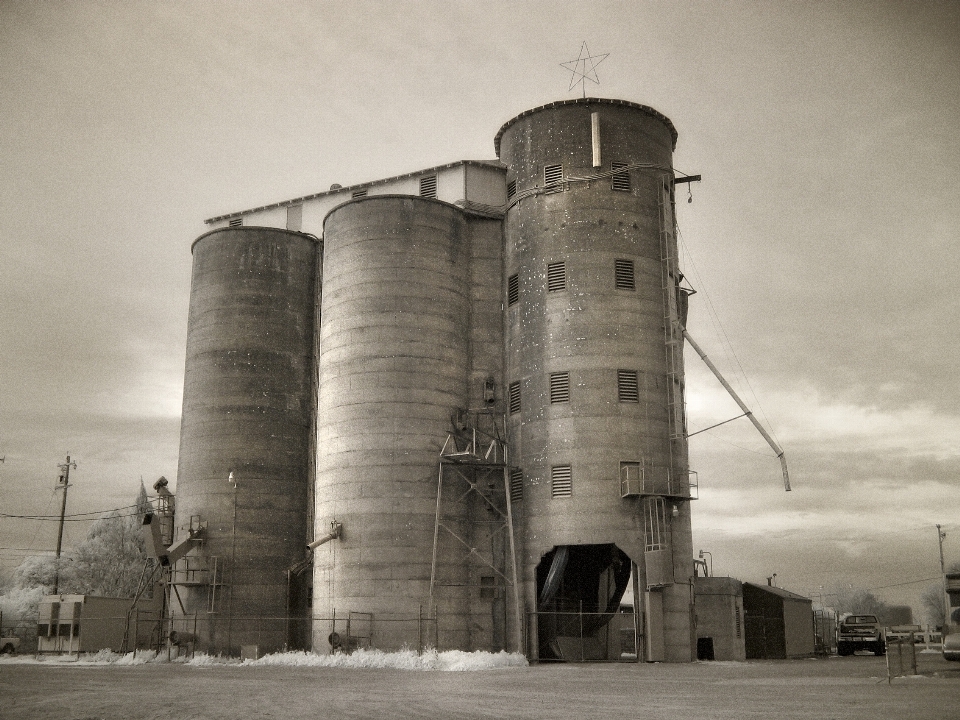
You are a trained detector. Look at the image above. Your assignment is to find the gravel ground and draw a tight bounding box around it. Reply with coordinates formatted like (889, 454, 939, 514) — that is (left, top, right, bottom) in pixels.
(1, 652, 957, 719)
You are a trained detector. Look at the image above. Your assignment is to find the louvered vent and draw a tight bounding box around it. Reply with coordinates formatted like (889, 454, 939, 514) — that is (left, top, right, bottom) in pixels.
(618, 370, 640, 403)
(419, 175, 437, 198)
(549, 372, 570, 403)
(543, 164, 563, 185)
(507, 179, 517, 199)
(507, 273, 519, 306)
(612, 162, 631, 192)
(615, 259, 635, 290)
(508, 381, 521, 415)
(551, 465, 572, 498)
(228, 218, 243, 227)
(547, 262, 566, 292)
(510, 468, 523, 503)
(351, 189, 368, 198)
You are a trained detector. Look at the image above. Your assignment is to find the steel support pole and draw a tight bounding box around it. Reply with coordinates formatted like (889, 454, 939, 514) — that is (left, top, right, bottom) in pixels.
(682, 329, 791, 491)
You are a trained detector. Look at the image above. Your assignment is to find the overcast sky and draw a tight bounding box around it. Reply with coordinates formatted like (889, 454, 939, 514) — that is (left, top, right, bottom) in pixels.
(1, 0, 957, 619)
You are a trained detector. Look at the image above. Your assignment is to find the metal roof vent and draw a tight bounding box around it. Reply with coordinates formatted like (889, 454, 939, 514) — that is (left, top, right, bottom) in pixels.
(419, 175, 437, 198)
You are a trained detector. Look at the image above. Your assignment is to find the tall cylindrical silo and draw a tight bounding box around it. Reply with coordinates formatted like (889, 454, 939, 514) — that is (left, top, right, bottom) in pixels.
(496, 99, 695, 662)
(175, 226, 318, 655)
(313, 196, 472, 652)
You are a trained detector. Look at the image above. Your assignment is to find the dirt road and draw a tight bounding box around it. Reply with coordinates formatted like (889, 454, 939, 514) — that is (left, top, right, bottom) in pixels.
(1, 653, 957, 719)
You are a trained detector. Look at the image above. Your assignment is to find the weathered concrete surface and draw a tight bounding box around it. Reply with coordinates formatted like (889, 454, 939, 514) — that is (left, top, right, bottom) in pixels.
(1, 654, 957, 719)
(314, 197, 473, 652)
(499, 98, 694, 662)
(177, 227, 319, 655)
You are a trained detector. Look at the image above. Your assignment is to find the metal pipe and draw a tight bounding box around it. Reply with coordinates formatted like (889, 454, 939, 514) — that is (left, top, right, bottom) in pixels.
(681, 328, 791, 491)
(502, 446, 523, 654)
(306, 521, 342, 550)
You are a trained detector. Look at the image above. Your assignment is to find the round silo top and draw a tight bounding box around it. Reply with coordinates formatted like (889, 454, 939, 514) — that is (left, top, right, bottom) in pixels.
(494, 97, 678, 158)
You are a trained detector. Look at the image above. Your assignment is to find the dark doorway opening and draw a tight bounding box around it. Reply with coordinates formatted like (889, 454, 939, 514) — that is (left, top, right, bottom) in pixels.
(535, 544, 632, 661)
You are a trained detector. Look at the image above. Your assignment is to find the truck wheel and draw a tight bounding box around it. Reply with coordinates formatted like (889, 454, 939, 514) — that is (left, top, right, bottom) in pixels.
(837, 642, 853, 656)
(874, 643, 885, 656)
(0, 643, 13, 655)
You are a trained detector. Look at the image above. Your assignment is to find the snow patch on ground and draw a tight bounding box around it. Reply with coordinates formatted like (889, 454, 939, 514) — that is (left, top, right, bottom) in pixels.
(1, 648, 528, 671)
(245, 648, 528, 671)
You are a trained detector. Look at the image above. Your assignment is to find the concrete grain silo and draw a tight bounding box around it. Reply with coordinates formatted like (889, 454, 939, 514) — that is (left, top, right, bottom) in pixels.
(174, 226, 319, 655)
(173, 95, 706, 663)
(312, 196, 475, 652)
(496, 99, 696, 662)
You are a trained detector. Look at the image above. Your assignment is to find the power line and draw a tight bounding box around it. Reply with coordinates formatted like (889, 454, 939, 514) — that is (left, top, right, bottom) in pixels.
(0, 509, 146, 522)
(867, 576, 941, 591)
(0, 503, 144, 519)
(0, 498, 161, 522)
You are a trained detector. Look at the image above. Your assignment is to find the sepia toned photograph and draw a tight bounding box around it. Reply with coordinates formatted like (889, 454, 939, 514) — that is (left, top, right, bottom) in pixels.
(1, 2, 957, 717)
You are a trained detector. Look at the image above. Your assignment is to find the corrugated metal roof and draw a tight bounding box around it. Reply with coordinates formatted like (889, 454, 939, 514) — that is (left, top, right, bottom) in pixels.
(743, 582, 811, 603)
(205, 159, 506, 224)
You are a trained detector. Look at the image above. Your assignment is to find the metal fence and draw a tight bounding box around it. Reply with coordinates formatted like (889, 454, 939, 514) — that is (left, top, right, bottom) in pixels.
(527, 610, 639, 663)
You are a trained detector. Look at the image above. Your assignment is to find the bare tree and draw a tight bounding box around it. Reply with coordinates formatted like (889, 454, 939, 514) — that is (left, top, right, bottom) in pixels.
(64, 483, 152, 597)
(921, 583, 946, 628)
(921, 561, 960, 629)
(832, 587, 890, 618)
(6, 482, 152, 600)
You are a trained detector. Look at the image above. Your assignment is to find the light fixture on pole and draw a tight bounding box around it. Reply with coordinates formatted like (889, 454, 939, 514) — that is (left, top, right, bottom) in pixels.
(698, 549, 712, 577)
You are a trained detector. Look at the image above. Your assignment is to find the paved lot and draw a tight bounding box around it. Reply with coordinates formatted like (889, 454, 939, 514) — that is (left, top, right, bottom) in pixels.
(1, 652, 957, 719)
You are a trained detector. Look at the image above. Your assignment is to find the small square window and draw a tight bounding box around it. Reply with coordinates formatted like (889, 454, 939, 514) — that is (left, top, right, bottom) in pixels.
(480, 576, 497, 599)
(547, 262, 566, 292)
(549, 372, 570, 403)
(612, 162, 631, 192)
(508, 381, 521, 415)
(286, 204, 303, 232)
(419, 175, 437, 198)
(551, 465, 572, 498)
(620, 461, 642, 497)
(618, 370, 639, 403)
(615, 259, 635, 290)
(507, 273, 519, 306)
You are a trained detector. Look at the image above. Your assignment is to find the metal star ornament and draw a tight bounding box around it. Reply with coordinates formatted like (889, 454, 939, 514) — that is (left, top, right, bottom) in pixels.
(561, 42, 609, 98)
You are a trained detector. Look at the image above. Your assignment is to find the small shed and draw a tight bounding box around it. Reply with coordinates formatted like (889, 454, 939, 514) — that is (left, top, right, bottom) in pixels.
(742, 583, 814, 659)
(37, 594, 159, 654)
(694, 576, 745, 661)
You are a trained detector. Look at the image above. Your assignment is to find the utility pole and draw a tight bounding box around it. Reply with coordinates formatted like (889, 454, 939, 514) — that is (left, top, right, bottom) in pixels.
(53, 455, 76, 595)
(937, 524, 949, 633)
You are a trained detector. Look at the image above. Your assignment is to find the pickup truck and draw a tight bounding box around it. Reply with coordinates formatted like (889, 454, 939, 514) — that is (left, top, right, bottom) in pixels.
(837, 614, 885, 656)
(0, 634, 20, 655)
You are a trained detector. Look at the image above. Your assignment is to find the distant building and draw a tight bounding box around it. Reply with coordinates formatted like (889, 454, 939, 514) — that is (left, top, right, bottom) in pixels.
(880, 605, 913, 626)
(742, 582, 814, 659)
(694, 576, 746, 661)
(36, 593, 160, 655)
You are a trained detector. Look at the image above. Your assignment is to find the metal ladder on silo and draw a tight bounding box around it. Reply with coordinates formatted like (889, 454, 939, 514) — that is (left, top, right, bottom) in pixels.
(658, 179, 686, 495)
(659, 180, 685, 439)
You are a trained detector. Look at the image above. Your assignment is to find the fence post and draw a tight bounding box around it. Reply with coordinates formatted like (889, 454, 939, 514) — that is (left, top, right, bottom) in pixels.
(886, 639, 893, 684)
(909, 632, 917, 676)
